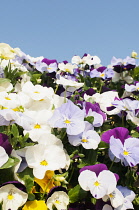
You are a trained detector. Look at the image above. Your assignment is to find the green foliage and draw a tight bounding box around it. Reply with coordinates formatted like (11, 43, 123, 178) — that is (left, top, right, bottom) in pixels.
(68, 184, 87, 203)
(0, 156, 19, 169)
(18, 167, 34, 194)
(4, 63, 26, 86)
(84, 116, 94, 124)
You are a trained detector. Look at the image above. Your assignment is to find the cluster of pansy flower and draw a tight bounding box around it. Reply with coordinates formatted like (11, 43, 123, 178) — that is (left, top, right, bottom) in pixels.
(0, 43, 139, 210)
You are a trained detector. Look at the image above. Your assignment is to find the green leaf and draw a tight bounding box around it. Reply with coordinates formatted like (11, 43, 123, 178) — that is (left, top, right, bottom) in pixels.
(84, 116, 94, 124)
(18, 167, 34, 179)
(131, 131, 139, 138)
(134, 66, 139, 77)
(68, 184, 87, 203)
(98, 141, 109, 149)
(18, 167, 34, 193)
(11, 124, 19, 137)
(28, 193, 35, 201)
(24, 175, 34, 193)
(0, 156, 20, 169)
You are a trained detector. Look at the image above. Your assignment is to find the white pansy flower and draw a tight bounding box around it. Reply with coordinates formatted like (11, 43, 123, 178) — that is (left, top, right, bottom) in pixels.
(37, 133, 63, 146)
(23, 110, 53, 142)
(47, 191, 69, 210)
(0, 43, 16, 60)
(58, 62, 77, 74)
(0, 91, 20, 109)
(25, 144, 67, 179)
(71, 54, 101, 65)
(92, 91, 120, 115)
(56, 75, 84, 92)
(103, 188, 124, 208)
(0, 109, 34, 130)
(22, 81, 54, 101)
(78, 170, 117, 199)
(0, 184, 28, 210)
(0, 146, 9, 167)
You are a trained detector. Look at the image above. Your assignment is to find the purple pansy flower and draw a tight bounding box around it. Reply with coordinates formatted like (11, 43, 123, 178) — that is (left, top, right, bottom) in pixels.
(42, 58, 57, 65)
(111, 56, 136, 73)
(0, 133, 12, 156)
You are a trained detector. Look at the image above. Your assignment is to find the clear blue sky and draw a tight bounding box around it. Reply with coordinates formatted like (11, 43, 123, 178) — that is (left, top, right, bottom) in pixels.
(1, 0, 139, 66)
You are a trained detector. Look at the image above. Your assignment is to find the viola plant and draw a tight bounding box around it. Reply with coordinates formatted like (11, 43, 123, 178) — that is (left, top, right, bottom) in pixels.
(0, 43, 139, 210)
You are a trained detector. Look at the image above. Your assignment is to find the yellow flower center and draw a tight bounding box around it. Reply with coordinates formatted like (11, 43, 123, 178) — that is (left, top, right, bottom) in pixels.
(5, 97, 11, 100)
(40, 160, 48, 166)
(34, 91, 40, 94)
(55, 200, 61, 204)
(7, 194, 14, 200)
(34, 124, 41, 129)
(100, 73, 105, 77)
(109, 193, 114, 198)
(81, 139, 88, 143)
(123, 150, 129, 156)
(94, 181, 100, 186)
(64, 119, 71, 124)
(65, 68, 70, 73)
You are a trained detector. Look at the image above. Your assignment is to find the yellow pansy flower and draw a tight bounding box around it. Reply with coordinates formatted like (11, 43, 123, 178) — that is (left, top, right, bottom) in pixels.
(22, 200, 48, 210)
(34, 170, 59, 193)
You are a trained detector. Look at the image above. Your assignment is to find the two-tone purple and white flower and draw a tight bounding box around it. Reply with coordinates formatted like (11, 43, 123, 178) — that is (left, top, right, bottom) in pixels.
(78, 164, 118, 199)
(101, 127, 139, 167)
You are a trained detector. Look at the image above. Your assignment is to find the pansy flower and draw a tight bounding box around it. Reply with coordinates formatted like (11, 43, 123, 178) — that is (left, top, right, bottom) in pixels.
(78, 164, 117, 199)
(101, 127, 139, 166)
(0, 182, 28, 210)
(111, 56, 136, 73)
(46, 187, 69, 210)
(48, 100, 85, 135)
(68, 121, 101, 149)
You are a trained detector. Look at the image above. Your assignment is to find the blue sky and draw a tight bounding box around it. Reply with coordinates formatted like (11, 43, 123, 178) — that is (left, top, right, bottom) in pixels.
(1, 0, 139, 66)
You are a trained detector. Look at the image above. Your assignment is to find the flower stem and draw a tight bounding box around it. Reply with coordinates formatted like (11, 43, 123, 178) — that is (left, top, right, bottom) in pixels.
(109, 156, 116, 170)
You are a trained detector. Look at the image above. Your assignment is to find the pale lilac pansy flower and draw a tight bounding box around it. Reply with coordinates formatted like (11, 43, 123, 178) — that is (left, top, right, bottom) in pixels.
(111, 97, 139, 112)
(35, 59, 57, 73)
(101, 127, 139, 167)
(68, 121, 101, 149)
(83, 102, 107, 127)
(115, 186, 135, 210)
(90, 66, 114, 80)
(125, 82, 139, 93)
(48, 100, 85, 135)
(111, 56, 136, 73)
